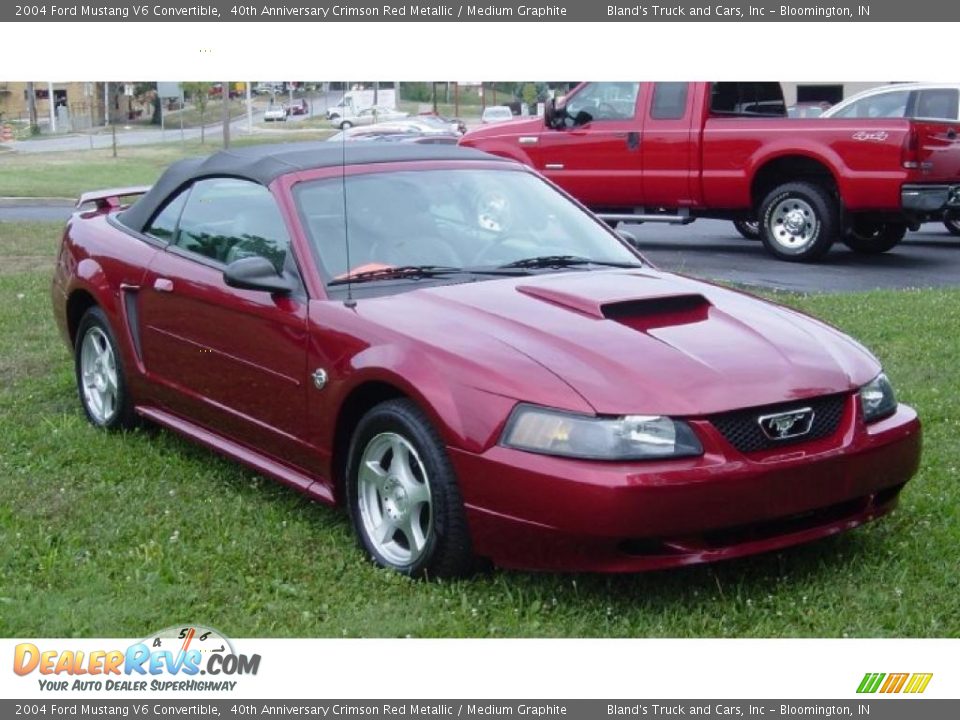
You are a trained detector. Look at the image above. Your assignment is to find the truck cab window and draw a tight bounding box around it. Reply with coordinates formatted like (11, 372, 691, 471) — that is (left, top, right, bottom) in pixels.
(651, 83, 689, 120)
(710, 82, 786, 117)
(564, 82, 640, 122)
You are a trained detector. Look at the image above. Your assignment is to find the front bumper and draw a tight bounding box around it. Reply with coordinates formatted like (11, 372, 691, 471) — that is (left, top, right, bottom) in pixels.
(901, 184, 960, 213)
(450, 398, 921, 572)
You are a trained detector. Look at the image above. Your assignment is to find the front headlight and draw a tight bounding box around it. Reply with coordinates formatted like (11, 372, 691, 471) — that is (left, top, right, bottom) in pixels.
(501, 404, 703, 460)
(859, 373, 897, 423)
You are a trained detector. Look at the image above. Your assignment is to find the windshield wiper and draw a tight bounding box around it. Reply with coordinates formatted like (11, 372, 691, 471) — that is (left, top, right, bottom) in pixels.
(327, 264, 528, 286)
(498, 255, 642, 270)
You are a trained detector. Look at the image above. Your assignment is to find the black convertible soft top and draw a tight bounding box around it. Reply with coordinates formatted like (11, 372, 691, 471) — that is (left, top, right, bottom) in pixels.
(119, 142, 505, 233)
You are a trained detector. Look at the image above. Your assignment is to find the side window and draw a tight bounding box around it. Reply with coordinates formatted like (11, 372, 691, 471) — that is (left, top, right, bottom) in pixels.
(833, 90, 909, 119)
(564, 82, 640, 122)
(144, 188, 190, 242)
(175, 178, 291, 272)
(914, 89, 959, 120)
(710, 82, 786, 116)
(651, 83, 689, 120)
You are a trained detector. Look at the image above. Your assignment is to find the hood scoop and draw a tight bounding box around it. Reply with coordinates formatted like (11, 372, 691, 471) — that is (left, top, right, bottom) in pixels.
(515, 281, 711, 330)
(602, 294, 711, 331)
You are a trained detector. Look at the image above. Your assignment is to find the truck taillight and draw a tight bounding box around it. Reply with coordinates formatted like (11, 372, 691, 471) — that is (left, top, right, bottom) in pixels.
(901, 128, 920, 169)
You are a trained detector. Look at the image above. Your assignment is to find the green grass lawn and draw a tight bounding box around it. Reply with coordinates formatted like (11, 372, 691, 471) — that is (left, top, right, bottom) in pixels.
(1, 221, 958, 638)
(0, 134, 335, 199)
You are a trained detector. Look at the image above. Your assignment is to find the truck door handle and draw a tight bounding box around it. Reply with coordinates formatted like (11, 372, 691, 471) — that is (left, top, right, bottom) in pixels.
(627, 132, 640, 151)
(153, 278, 174, 293)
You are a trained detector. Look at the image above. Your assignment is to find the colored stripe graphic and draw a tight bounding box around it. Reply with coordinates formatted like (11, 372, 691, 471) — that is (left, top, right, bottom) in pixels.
(857, 673, 885, 693)
(857, 672, 932, 694)
(904, 673, 933, 694)
(880, 673, 909, 693)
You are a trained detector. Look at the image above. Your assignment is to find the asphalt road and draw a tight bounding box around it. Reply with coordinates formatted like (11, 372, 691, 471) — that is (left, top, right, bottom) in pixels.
(1, 205, 957, 293)
(620, 219, 960, 293)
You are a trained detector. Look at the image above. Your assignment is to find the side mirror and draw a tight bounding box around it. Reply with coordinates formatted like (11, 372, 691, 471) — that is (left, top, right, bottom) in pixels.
(617, 229, 641, 250)
(544, 98, 557, 128)
(223, 256, 293, 294)
(545, 97, 571, 130)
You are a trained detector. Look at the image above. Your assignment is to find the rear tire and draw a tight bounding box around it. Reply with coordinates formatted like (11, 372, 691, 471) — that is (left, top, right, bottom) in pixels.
(759, 181, 838, 262)
(732, 219, 761, 241)
(842, 219, 907, 254)
(944, 210, 960, 237)
(346, 399, 474, 579)
(74, 307, 138, 431)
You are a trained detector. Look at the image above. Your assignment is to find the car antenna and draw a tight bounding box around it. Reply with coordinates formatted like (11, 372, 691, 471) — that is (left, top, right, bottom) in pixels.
(340, 94, 357, 309)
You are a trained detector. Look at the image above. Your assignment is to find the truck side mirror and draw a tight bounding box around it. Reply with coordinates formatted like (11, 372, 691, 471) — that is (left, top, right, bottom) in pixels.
(544, 98, 558, 129)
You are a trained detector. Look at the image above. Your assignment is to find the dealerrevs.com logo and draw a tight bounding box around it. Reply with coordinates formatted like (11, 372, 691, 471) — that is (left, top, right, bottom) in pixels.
(13, 625, 260, 692)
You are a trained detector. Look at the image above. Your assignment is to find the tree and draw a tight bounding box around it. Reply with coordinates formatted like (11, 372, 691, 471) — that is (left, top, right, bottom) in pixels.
(182, 82, 212, 143)
(25, 82, 39, 135)
(521, 83, 538, 113)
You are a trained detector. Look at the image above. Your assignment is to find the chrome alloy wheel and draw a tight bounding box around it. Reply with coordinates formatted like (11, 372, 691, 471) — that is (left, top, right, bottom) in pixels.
(79, 326, 119, 424)
(768, 197, 819, 252)
(356, 432, 433, 567)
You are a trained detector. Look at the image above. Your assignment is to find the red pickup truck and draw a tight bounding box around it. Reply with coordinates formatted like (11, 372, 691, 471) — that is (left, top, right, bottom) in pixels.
(460, 82, 960, 262)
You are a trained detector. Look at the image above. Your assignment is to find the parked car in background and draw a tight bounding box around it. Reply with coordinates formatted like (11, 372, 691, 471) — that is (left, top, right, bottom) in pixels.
(419, 112, 467, 134)
(461, 81, 960, 261)
(481, 105, 514, 124)
(288, 98, 309, 116)
(55, 143, 921, 576)
(787, 102, 831, 118)
(822, 83, 960, 122)
(263, 104, 288, 122)
(332, 106, 408, 130)
(327, 121, 459, 144)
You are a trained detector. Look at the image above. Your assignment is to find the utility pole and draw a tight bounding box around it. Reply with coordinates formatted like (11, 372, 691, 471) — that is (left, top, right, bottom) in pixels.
(222, 81, 231, 149)
(246, 81, 253, 132)
(48, 82, 56, 133)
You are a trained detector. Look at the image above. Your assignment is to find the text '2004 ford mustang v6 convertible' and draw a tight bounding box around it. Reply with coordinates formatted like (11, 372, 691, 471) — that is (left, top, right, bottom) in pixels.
(52, 143, 921, 576)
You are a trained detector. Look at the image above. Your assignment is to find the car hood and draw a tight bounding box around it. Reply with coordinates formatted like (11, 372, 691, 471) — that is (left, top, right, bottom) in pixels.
(462, 117, 542, 141)
(357, 269, 880, 416)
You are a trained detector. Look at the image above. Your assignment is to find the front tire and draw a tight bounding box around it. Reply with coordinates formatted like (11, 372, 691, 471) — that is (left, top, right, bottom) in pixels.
(339, 120, 353, 130)
(842, 219, 907, 254)
(759, 181, 838, 262)
(732, 219, 761, 241)
(944, 210, 960, 237)
(346, 399, 474, 578)
(74, 306, 138, 430)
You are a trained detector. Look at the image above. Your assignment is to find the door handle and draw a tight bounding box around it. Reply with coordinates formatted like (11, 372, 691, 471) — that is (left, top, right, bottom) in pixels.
(153, 278, 174, 293)
(627, 132, 641, 151)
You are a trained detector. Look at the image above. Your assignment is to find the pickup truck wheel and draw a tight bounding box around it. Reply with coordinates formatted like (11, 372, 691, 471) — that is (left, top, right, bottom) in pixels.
(759, 182, 838, 262)
(339, 120, 353, 130)
(842, 220, 907, 254)
(732, 220, 761, 240)
(944, 210, 960, 237)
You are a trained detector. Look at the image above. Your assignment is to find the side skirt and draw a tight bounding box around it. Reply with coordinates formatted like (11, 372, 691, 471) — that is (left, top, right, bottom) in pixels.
(136, 406, 335, 505)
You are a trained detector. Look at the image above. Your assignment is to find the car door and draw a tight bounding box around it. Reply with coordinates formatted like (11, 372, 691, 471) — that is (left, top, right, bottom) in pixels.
(137, 177, 314, 472)
(532, 82, 645, 207)
(641, 82, 696, 208)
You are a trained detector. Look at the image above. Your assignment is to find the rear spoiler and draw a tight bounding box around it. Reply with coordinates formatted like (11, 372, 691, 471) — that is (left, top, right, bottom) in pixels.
(75, 185, 151, 211)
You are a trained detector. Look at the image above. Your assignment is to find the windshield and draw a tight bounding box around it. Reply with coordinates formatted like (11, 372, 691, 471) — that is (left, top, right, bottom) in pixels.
(293, 168, 641, 291)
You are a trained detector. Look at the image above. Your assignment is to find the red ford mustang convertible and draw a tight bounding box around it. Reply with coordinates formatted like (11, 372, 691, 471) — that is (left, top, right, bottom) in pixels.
(52, 143, 921, 576)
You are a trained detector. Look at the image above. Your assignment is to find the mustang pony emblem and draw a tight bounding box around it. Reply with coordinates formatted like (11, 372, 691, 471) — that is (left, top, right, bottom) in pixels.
(758, 408, 815, 440)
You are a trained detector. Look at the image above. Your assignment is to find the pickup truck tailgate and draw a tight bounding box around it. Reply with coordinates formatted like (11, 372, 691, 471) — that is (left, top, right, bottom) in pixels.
(909, 120, 960, 181)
